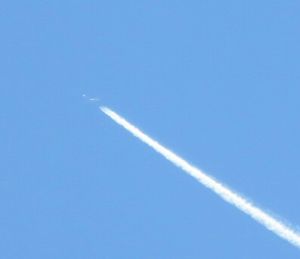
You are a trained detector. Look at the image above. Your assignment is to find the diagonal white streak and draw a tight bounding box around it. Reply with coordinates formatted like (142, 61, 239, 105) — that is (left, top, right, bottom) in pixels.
(100, 106, 300, 249)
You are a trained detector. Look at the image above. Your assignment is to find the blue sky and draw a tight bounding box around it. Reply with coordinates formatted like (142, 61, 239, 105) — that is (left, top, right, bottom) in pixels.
(1, 1, 300, 258)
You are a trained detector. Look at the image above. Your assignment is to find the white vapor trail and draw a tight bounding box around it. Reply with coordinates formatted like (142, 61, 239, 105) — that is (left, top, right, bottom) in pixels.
(100, 106, 300, 249)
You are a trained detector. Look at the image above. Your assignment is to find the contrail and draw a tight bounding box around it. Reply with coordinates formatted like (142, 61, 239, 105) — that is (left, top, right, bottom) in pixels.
(100, 106, 300, 249)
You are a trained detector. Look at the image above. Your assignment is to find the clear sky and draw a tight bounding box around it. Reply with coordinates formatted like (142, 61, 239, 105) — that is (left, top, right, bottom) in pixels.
(1, 1, 300, 258)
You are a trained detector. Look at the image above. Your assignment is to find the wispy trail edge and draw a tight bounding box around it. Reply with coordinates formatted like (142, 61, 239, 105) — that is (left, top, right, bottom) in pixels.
(100, 106, 300, 249)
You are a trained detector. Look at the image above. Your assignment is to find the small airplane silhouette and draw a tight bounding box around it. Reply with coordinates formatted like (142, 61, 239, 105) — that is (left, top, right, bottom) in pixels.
(82, 94, 99, 102)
